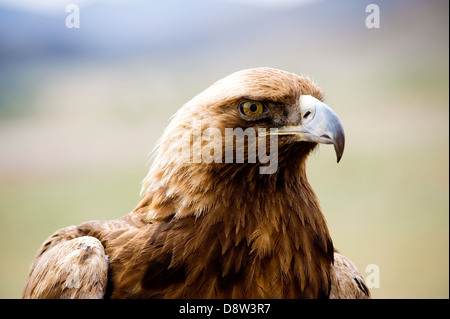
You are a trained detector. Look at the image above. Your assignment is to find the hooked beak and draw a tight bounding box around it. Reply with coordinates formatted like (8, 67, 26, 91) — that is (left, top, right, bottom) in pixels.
(270, 95, 345, 163)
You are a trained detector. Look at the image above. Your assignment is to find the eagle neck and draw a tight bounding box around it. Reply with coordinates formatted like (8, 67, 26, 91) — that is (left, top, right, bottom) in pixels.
(131, 143, 334, 298)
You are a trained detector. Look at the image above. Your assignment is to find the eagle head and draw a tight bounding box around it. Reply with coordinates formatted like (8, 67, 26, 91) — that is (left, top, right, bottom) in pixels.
(142, 67, 345, 205)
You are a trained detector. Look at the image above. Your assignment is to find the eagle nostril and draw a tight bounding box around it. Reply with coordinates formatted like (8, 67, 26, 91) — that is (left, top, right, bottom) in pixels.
(303, 111, 312, 121)
(303, 111, 311, 119)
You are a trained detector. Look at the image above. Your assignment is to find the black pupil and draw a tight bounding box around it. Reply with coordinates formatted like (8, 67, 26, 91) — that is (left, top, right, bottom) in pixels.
(249, 104, 258, 112)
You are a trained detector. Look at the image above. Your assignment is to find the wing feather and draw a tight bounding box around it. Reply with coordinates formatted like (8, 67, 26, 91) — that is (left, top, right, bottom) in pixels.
(23, 233, 108, 299)
(330, 252, 370, 299)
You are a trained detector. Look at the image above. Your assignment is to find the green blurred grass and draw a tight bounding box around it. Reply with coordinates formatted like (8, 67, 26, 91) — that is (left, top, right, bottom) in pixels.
(0, 166, 144, 298)
(309, 143, 449, 298)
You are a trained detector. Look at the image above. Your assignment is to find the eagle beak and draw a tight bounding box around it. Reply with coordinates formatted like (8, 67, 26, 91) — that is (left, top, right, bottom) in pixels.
(276, 95, 345, 163)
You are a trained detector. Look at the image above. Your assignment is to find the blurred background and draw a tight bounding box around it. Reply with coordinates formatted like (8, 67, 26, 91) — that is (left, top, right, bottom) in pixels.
(0, 0, 448, 299)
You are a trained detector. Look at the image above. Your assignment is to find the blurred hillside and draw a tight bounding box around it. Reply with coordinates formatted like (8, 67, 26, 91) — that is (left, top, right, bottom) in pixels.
(0, 0, 415, 62)
(0, 0, 448, 298)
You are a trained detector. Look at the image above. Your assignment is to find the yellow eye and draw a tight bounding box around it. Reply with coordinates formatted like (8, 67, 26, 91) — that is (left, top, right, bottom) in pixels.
(239, 101, 264, 117)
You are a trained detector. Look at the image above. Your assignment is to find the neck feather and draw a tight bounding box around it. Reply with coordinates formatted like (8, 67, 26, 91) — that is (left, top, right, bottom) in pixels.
(130, 143, 334, 298)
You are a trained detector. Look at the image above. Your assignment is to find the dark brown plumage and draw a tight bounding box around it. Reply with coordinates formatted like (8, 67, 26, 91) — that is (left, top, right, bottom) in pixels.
(22, 67, 369, 299)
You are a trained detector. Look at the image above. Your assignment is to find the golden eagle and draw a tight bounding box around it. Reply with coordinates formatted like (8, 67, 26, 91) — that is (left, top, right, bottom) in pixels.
(23, 67, 369, 299)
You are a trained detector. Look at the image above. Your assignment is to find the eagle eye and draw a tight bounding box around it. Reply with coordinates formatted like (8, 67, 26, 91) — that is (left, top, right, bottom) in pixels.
(239, 101, 265, 118)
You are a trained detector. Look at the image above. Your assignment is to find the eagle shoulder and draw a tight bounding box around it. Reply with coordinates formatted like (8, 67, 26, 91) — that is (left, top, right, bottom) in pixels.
(330, 252, 371, 299)
(22, 226, 109, 299)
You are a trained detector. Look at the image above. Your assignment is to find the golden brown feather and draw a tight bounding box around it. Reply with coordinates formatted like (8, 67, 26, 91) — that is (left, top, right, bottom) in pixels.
(22, 227, 108, 299)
